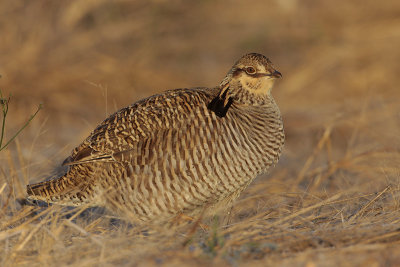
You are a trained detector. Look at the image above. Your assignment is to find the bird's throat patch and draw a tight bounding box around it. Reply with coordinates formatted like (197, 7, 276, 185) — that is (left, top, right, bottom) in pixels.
(208, 87, 233, 118)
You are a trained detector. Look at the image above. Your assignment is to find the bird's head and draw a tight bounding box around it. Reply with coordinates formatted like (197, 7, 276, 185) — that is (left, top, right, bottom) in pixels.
(228, 53, 282, 95)
(209, 53, 282, 118)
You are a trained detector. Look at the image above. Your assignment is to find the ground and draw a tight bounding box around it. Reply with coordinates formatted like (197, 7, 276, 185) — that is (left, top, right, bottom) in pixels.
(1, 1, 400, 266)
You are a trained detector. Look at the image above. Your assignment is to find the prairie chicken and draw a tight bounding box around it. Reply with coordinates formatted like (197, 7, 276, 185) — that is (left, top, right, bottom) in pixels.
(27, 53, 284, 223)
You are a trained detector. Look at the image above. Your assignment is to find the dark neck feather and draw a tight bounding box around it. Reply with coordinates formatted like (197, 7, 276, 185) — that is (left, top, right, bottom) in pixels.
(207, 87, 234, 118)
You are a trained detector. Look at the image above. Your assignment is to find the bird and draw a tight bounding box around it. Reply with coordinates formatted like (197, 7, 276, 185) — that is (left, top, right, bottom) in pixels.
(26, 53, 285, 223)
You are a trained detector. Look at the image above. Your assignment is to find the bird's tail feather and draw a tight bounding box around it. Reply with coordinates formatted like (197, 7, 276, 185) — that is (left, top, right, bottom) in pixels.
(26, 174, 92, 206)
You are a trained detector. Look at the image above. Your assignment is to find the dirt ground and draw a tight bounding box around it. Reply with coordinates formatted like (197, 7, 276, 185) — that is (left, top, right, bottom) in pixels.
(1, 1, 400, 266)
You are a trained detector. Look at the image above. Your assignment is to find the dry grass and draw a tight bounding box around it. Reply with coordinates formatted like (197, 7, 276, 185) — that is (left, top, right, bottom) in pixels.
(1, 0, 400, 266)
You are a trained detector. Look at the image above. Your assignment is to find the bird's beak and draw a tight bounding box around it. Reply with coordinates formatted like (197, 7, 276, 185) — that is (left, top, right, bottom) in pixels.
(271, 70, 282, 78)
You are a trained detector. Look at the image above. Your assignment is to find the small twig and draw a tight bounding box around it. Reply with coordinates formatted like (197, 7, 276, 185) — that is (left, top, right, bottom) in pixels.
(0, 182, 7, 195)
(0, 89, 42, 151)
(64, 220, 103, 246)
(16, 216, 48, 251)
(1, 104, 43, 150)
(348, 186, 390, 223)
(181, 209, 209, 247)
(0, 90, 10, 148)
(266, 193, 342, 228)
(293, 125, 333, 189)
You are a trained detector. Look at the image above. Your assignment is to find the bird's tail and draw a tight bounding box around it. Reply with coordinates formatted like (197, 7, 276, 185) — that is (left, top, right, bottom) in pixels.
(26, 173, 93, 206)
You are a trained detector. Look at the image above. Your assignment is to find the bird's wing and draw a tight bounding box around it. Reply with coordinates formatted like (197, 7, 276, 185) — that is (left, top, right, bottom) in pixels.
(62, 88, 213, 166)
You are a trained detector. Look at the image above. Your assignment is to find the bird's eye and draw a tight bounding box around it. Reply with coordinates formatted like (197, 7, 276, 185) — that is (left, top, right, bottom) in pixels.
(245, 67, 256, 75)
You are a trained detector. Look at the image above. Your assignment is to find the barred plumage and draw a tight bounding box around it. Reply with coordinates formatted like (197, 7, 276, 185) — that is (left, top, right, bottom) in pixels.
(27, 53, 285, 223)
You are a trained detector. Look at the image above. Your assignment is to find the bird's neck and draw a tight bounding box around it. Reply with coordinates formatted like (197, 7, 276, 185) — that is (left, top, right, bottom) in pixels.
(231, 96, 282, 123)
(228, 84, 274, 107)
(229, 87, 283, 138)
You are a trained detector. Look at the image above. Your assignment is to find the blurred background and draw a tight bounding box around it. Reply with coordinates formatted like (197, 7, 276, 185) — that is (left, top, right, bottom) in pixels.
(1, 0, 400, 190)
